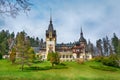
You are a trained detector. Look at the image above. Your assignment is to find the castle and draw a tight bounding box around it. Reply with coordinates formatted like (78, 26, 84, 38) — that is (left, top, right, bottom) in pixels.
(36, 16, 92, 61)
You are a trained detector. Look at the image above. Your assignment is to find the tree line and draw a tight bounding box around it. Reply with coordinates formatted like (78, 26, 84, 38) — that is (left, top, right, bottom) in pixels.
(95, 33, 120, 67)
(0, 30, 40, 58)
(96, 33, 120, 56)
(0, 29, 120, 69)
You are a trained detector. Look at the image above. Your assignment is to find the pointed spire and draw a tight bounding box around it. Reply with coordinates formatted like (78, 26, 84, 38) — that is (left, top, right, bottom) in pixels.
(79, 26, 86, 42)
(80, 27, 83, 36)
(50, 8, 52, 24)
(48, 8, 53, 31)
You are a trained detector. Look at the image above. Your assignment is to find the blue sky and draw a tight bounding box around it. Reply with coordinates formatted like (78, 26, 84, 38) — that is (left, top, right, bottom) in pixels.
(0, 0, 120, 44)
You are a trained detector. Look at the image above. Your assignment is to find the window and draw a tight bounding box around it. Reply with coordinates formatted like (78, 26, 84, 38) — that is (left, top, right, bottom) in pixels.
(76, 49, 79, 52)
(66, 55, 68, 58)
(83, 56, 84, 59)
(60, 55, 62, 58)
(87, 56, 89, 58)
(63, 55, 65, 58)
(70, 55, 72, 58)
(77, 54, 79, 58)
(43, 55, 45, 58)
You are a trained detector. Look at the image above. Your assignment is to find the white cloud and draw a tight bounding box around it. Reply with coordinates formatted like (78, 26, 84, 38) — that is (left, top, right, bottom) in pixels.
(0, 0, 120, 45)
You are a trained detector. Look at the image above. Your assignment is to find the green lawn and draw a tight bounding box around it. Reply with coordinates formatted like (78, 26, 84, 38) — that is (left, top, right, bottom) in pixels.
(0, 59, 120, 80)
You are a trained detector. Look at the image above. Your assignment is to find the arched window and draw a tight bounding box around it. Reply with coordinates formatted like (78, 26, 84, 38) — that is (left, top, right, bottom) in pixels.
(63, 55, 65, 58)
(66, 55, 68, 58)
(70, 55, 72, 58)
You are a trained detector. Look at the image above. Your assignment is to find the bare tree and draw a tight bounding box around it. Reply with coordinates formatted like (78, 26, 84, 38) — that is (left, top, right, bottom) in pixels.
(0, 0, 31, 17)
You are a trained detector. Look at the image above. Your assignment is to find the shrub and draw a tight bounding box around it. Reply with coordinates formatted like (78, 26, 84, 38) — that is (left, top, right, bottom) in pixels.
(76, 58, 84, 64)
(94, 56, 103, 62)
(102, 55, 119, 67)
(32, 59, 43, 63)
(0, 53, 2, 59)
(59, 63, 66, 66)
(25, 66, 52, 71)
(47, 52, 60, 67)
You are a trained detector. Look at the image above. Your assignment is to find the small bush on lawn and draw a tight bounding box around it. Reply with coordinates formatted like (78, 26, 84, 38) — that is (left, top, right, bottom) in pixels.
(94, 56, 103, 62)
(25, 66, 51, 71)
(76, 58, 84, 64)
(102, 55, 119, 67)
(24, 63, 67, 71)
(59, 63, 66, 66)
(32, 60, 43, 63)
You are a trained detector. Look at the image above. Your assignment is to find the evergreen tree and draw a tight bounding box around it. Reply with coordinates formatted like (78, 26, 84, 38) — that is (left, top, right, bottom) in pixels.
(87, 40, 94, 56)
(112, 33, 119, 53)
(106, 36, 110, 56)
(117, 40, 120, 56)
(27, 47, 35, 62)
(96, 39, 103, 56)
(104, 34, 120, 67)
(103, 36, 109, 56)
(15, 31, 31, 71)
(0, 30, 10, 56)
(36, 37, 40, 46)
(27, 36, 40, 47)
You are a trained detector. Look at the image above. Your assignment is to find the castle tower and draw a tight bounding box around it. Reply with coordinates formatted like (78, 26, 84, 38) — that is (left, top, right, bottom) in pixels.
(79, 27, 87, 48)
(46, 14, 56, 59)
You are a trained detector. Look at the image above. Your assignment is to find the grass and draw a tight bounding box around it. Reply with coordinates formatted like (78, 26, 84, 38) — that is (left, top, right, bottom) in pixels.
(90, 65, 117, 71)
(0, 59, 120, 80)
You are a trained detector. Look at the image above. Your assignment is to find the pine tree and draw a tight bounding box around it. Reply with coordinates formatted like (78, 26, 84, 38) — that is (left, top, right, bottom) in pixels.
(27, 47, 35, 62)
(0, 30, 10, 56)
(96, 39, 103, 56)
(111, 34, 120, 67)
(103, 36, 109, 56)
(87, 40, 94, 56)
(15, 31, 31, 71)
(112, 33, 119, 53)
(117, 40, 120, 56)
